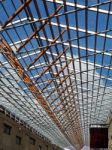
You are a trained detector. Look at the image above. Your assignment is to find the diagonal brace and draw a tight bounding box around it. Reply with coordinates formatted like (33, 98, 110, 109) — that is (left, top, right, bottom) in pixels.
(28, 28, 67, 69)
(17, 4, 64, 52)
(2, 0, 32, 29)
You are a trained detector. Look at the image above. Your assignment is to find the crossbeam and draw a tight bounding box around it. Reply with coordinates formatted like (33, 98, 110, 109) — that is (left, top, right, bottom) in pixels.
(46, 0, 112, 15)
(40, 60, 72, 92)
(2, 0, 32, 29)
(1, 18, 112, 39)
(27, 28, 67, 69)
(10, 37, 112, 57)
(0, 38, 63, 130)
(0, 37, 83, 148)
(35, 46, 69, 81)
(46, 75, 70, 99)
(17, 4, 64, 52)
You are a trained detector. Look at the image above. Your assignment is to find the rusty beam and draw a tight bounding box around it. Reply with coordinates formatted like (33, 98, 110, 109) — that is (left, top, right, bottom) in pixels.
(0, 38, 63, 128)
(17, 4, 64, 52)
(40, 59, 72, 92)
(46, 75, 70, 100)
(1, 38, 81, 148)
(2, 41, 83, 150)
(50, 85, 76, 106)
(28, 28, 67, 69)
(52, 97, 70, 112)
(51, 88, 82, 140)
(57, 104, 82, 146)
(34, 45, 69, 81)
(47, 73, 75, 101)
(53, 98, 76, 115)
(55, 99, 78, 121)
(50, 84, 72, 105)
(2, 0, 32, 29)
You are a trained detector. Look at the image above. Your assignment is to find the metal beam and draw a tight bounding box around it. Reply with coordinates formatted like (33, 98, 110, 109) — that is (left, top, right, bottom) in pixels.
(27, 28, 67, 69)
(40, 60, 72, 92)
(2, 0, 32, 29)
(42, 76, 112, 91)
(1, 18, 112, 39)
(10, 37, 112, 57)
(46, 0, 112, 15)
(0, 38, 63, 131)
(33, 65, 112, 82)
(35, 46, 69, 81)
(46, 75, 71, 100)
(17, 4, 64, 52)
(49, 22, 112, 39)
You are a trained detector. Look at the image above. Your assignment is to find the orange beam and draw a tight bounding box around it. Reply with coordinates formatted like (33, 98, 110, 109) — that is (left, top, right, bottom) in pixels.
(0, 38, 62, 128)
(28, 28, 67, 69)
(40, 59, 72, 92)
(1, 38, 82, 148)
(2, 0, 32, 29)
(46, 75, 70, 100)
(0, 40, 82, 147)
(34, 45, 69, 81)
(50, 85, 71, 105)
(50, 83, 76, 106)
(1, 38, 83, 147)
(17, 4, 64, 52)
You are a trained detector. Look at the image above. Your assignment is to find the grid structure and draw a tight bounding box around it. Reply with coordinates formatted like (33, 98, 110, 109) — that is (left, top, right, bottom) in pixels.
(0, 0, 112, 149)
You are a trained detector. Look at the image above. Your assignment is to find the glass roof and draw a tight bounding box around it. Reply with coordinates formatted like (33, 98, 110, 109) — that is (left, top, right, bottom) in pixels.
(0, 0, 112, 149)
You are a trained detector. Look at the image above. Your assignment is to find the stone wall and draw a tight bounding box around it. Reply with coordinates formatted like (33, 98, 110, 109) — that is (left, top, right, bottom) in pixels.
(0, 112, 62, 150)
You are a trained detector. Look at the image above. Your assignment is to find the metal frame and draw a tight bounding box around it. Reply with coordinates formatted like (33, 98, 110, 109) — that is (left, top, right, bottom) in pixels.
(0, 0, 112, 149)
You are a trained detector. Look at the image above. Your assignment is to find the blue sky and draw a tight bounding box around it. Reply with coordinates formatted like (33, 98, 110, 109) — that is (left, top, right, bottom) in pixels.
(1, 0, 112, 148)
(0, 0, 112, 87)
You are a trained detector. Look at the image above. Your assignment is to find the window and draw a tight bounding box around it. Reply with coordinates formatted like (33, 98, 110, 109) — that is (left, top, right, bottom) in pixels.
(39, 145, 42, 150)
(3, 123, 12, 135)
(29, 137, 35, 145)
(16, 136, 21, 145)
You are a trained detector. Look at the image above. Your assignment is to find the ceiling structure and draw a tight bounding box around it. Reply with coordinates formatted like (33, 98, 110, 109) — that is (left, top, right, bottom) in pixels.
(0, 0, 112, 149)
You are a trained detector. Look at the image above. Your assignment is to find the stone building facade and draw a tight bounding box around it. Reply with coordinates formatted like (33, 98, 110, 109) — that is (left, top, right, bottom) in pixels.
(0, 109, 62, 150)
